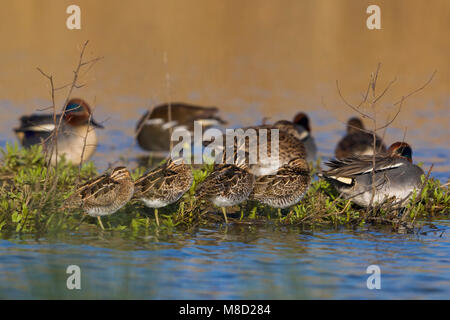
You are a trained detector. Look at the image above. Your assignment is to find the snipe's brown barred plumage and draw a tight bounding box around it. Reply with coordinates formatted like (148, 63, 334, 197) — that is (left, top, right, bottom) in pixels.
(195, 163, 255, 223)
(133, 158, 193, 226)
(251, 157, 311, 215)
(273, 117, 317, 162)
(63, 166, 134, 229)
(222, 124, 307, 176)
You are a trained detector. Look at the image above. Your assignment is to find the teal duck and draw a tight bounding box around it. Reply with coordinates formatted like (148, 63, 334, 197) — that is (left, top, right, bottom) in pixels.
(14, 98, 103, 165)
(335, 117, 386, 159)
(136, 102, 226, 153)
(323, 142, 424, 208)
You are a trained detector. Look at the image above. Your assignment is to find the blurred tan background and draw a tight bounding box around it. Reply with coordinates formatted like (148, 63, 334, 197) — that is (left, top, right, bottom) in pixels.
(0, 0, 449, 133)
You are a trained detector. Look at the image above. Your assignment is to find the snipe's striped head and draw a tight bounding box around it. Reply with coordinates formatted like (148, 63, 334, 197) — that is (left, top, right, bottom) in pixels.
(346, 117, 364, 134)
(293, 112, 311, 132)
(167, 157, 186, 166)
(110, 167, 132, 181)
(63, 98, 104, 128)
(388, 142, 413, 162)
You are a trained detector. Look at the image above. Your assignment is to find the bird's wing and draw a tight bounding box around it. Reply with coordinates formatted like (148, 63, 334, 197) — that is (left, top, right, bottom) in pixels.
(324, 156, 404, 177)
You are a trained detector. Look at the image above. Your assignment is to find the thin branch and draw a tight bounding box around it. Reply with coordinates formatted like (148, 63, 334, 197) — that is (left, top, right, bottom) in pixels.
(336, 80, 374, 120)
(370, 63, 381, 98)
(372, 76, 397, 104)
(79, 97, 96, 174)
(393, 70, 437, 106)
(36, 40, 103, 211)
(375, 96, 403, 131)
(80, 56, 104, 67)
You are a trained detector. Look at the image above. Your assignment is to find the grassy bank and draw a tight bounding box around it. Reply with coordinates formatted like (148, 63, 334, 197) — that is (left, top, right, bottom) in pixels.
(0, 143, 448, 236)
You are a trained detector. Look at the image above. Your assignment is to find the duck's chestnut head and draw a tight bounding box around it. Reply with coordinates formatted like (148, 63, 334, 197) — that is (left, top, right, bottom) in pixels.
(63, 98, 104, 128)
(388, 142, 413, 162)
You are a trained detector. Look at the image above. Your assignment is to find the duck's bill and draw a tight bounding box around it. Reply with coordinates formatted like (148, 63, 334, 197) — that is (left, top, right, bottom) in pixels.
(90, 118, 104, 129)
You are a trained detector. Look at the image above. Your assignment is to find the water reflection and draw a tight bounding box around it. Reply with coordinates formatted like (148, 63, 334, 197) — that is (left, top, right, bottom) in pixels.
(0, 221, 448, 299)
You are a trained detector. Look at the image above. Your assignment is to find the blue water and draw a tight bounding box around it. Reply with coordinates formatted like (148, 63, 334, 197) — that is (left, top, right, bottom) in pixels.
(2, 100, 449, 182)
(0, 100, 448, 299)
(0, 221, 449, 299)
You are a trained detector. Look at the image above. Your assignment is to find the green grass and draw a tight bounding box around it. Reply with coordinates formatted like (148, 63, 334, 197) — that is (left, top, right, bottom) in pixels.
(0, 143, 448, 235)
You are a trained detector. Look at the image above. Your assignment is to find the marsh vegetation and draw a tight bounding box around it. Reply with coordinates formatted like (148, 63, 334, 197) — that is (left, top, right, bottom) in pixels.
(0, 143, 447, 237)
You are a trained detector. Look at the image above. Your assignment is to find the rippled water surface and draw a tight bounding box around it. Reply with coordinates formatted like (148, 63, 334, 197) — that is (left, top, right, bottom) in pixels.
(1, 102, 448, 300)
(0, 222, 449, 299)
(0, 0, 449, 300)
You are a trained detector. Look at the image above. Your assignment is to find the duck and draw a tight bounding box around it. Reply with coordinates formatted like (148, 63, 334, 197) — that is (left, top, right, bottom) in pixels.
(322, 142, 424, 208)
(63, 167, 134, 229)
(251, 157, 311, 216)
(136, 102, 226, 153)
(195, 163, 255, 223)
(274, 112, 317, 162)
(133, 158, 193, 226)
(14, 98, 103, 165)
(221, 124, 308, 176)
(334, 117, 386, 159)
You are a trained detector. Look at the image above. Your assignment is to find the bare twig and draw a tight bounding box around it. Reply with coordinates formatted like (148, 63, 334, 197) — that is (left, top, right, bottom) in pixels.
(336, 80, 373, 120)
(163, 52, 174, 152)
(393, 70, 436, 106)
(79, 97, 96, 174)
(335, 64, 436, 222)
(36, 41, 103, 210)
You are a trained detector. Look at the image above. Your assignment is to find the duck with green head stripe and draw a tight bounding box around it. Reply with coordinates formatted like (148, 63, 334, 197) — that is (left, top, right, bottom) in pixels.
(323, 142, 424, 208)
(14, 98, 104, 165)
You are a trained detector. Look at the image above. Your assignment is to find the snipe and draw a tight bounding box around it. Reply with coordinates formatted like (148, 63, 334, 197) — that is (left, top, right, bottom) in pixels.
(133, 158, 193, 226)
(195, 163, 255, 223)
(274, 112, 317, 162)
(251, 157, 311, 216)
(63, 166, 134, 229)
